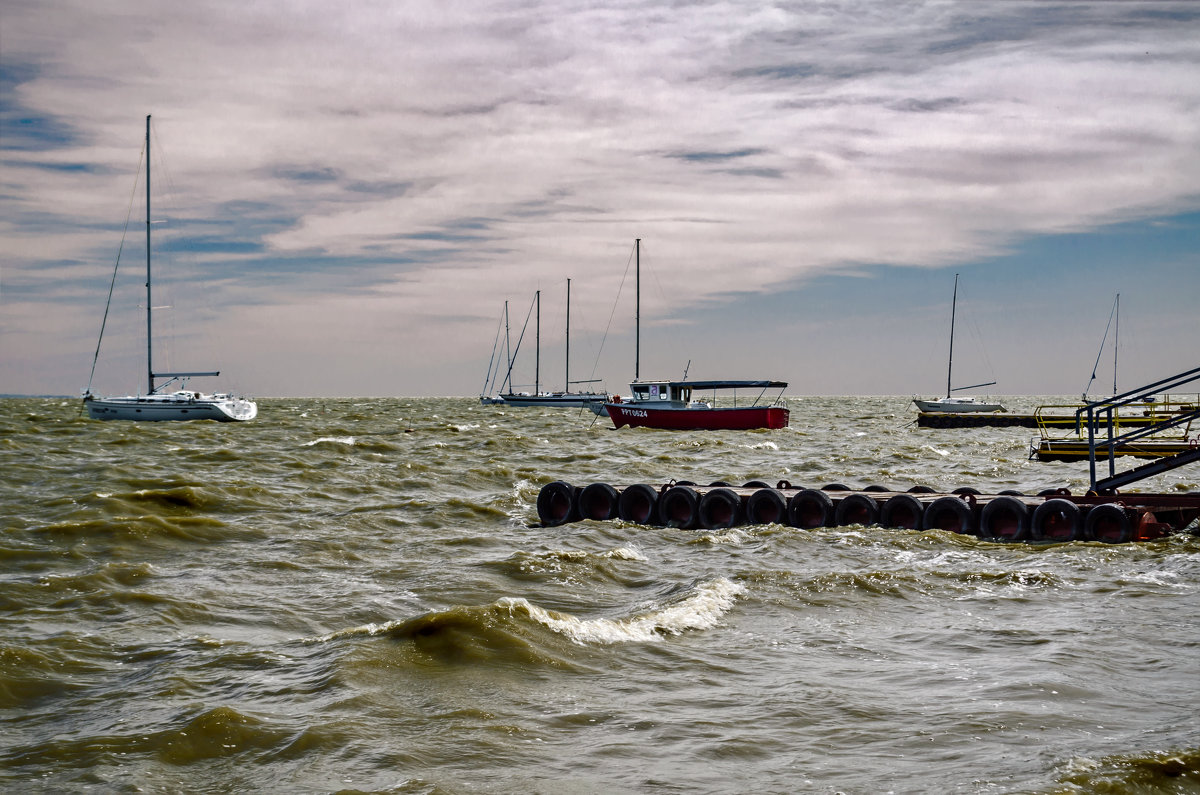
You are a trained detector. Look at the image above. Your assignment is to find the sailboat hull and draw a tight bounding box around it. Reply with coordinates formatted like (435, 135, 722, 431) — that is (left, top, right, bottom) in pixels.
(913, 398, 1005, 413)
(85, 392, 257, 422)
(498, 392, 608, 408)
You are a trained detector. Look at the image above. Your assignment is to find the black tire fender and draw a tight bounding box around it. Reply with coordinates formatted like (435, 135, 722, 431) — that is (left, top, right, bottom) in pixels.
(788, 488, 834, 529)
(834, 494, 880, 527)
(658, 485, 701, 529)
(576, 482, 618, 522)
(1031, 498, 1081, 542)
(979, 495, 1030, 541)
(880, 494, 924, 530)
(618, 483, 659, 525)
(537, 481, 577, 527)
(1084, 503, 1134, 543)
(746, 488, 787, 525)
(923, 496, 975, 534)
(699, 488, 743, 529)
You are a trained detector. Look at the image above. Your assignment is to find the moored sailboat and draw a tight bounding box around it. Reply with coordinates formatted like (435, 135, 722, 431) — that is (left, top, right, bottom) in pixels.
(482, 281, 607, 408)
(82, 115, 257, 422)
(913, 273, 1004, 414)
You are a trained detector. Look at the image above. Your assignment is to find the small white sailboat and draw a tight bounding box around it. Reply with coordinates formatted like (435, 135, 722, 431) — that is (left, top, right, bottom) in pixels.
(913, 273, 1004, 414)
(481, 281, 607, 408)
(82, 115, 257, 422)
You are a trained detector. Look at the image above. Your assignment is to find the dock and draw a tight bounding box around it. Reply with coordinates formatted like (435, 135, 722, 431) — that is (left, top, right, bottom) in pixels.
(1033, 439, 1198, 462)
(536, 480, 1200, 544)
(917, 411, 1163, 429)
(918, 397, 1199, 429)
(534, 369, 1200, 545)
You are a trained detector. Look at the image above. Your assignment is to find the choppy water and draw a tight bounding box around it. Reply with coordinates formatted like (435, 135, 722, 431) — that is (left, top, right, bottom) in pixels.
(2, 395, 1198, 794)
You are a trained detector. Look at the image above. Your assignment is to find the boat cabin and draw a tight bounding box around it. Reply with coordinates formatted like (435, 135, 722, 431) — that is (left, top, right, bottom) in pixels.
(628, 381, 692, 405)
(623, 379, 788, 408)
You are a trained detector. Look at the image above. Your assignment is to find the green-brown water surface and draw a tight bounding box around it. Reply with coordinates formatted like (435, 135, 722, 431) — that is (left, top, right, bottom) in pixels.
(2, 396, 1197, 793)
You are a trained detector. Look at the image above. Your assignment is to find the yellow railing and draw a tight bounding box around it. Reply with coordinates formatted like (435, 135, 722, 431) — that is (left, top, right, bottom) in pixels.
(1034, 395, 1198, 440)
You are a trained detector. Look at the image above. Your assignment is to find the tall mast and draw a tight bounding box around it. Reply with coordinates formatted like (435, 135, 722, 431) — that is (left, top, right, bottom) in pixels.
(946, 273, 958, 399)
(635, 238, 641, 381)
(145, 114, 154, 395)
(565, 279, 571, 392)
(535, 289, 540, 395)
(503, 301, 511, 392)
(1113, 293, 1119, 395)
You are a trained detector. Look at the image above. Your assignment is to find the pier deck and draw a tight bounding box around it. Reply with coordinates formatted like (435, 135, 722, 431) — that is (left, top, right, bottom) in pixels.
(537, 480, 1200, 544)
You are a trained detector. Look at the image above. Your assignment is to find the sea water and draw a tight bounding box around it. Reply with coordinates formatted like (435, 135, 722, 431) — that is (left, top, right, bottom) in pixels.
(1, 396, 1197, 793)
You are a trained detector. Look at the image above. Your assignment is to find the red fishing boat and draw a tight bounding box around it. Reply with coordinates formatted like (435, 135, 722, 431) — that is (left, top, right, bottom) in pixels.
(592, 239, 788, 430)
(603, 379, 790, 430)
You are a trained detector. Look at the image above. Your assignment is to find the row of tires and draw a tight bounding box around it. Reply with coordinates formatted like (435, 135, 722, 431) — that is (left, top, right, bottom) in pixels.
(536, 481, 1141, 543)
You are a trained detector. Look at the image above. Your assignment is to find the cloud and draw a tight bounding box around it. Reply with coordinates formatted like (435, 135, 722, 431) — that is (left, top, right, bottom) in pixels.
(2, 0, 1199, 396)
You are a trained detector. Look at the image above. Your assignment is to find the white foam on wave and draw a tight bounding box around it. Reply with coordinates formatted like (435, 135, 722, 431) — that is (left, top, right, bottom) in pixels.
(699, 527, 751, 545)
(1123, 569, 1184, 588)
(498, 577, 746, 645)
(741, 441, 779, 451)
(604, 545, 648, 562)
(303, 436, 356, 447)
(452, 423, 480, 432)
(311, 619, 406, 642)
(506, 479, 536, 523)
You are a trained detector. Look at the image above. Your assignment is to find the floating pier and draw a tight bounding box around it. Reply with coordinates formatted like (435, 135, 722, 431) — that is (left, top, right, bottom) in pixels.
(536, 480, 1200, 544)
(918, 398, 1198, 430)
(916, 411, 1165, 429)
(1032, 438, 1199, 462)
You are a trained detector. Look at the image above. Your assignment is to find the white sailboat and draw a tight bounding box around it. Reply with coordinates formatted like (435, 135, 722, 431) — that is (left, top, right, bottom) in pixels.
(913, 273, 1004, 413)
(481, 281, 607, 408)
(82, 115, 257, 422)
(479, 300, 512, 405)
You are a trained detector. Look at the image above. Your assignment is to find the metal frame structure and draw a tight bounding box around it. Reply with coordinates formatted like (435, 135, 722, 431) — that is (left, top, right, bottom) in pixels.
(1075, 366, 1200, 491)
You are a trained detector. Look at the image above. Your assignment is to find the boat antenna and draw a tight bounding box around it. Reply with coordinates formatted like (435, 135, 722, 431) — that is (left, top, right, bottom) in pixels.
(682, 359, 690, 380)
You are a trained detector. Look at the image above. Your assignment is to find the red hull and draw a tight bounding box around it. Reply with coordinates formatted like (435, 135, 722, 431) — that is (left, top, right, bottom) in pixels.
(606, 404, 789, 430)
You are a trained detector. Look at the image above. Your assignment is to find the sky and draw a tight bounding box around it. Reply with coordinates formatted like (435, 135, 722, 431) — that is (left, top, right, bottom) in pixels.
(3, 0, 1199, 398)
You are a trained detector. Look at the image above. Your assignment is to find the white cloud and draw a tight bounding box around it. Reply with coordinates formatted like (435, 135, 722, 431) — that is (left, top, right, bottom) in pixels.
(3, 0, 1199, 396)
